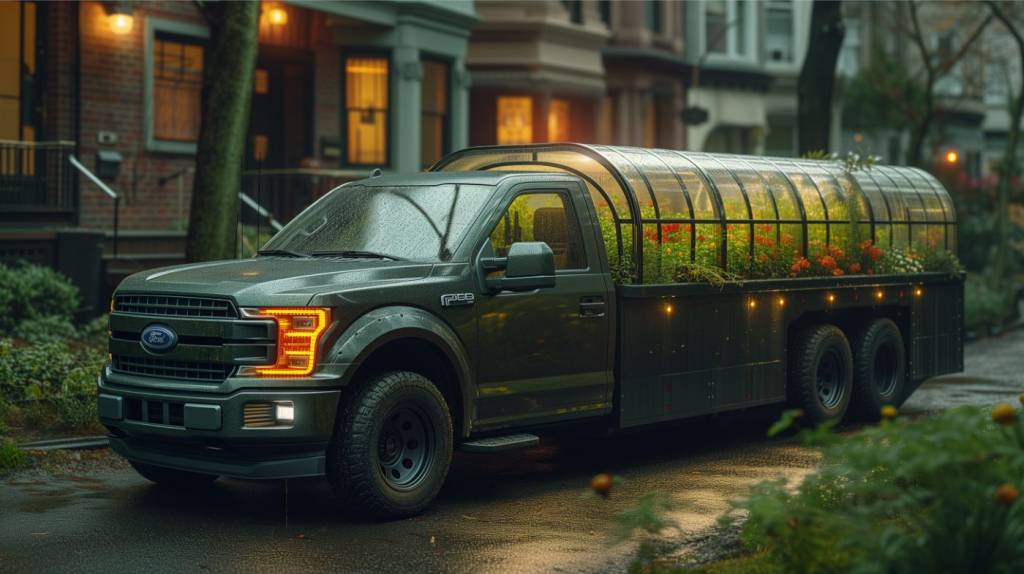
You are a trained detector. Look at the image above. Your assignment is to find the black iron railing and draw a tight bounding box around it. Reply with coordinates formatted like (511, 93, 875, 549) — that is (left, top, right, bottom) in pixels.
(241, 167, 363, 225)
(69, 154, 120, 257)
(0, 139, 76, 212)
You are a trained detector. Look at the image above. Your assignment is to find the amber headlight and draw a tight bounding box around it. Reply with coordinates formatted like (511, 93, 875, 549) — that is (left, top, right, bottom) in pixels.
(240, 308, 330, 377)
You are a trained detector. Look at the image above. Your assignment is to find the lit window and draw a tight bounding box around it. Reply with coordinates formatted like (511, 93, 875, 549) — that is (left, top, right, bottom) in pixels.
(253, 68, 269, 94)
(421, 60, 448, 168)
(547, 99, 570, 142)
(153, 34, 204, 142)
(765, 0, 794, 63)
(346, 56, 389, 165)
(497, 96, 533, 144)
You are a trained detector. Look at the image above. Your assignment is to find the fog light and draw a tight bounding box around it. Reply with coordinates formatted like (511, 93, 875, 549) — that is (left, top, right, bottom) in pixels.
(275, 402, 295, 424)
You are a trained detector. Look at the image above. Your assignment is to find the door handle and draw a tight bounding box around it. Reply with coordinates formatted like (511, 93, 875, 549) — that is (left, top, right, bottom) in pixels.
(579, 296, 605, 318)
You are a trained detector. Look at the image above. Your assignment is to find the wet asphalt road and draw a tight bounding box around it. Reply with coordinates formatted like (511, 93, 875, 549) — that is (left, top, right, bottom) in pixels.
(2, 329, 1023, 574)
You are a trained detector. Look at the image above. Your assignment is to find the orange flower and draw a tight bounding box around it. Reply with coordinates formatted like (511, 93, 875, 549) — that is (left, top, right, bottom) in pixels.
(848, 262, 861, 274)
(992, 403, 1018, 426)
(819, 255, 837, 270)
(590, 473, 614, 498)
(832, 268, 844, 276)
(995, 484, 1019, 505)
(880, 405, 897, 421)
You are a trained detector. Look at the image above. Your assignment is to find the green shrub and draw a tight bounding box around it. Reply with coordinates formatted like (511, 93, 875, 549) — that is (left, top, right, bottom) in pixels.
(726, 405, 1024, 574)
(0, 263, 80, 334)
(0, 337, 105, 430)
(77, 314, 110, 347)
(965, 274, 1015, 332)
(12, 315, 78, 345)
(0, 439, 25, 473)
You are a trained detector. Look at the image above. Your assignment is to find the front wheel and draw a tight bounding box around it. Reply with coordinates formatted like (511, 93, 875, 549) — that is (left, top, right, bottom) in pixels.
(790, 324, 854, 425)
(326, 371, 453, 519)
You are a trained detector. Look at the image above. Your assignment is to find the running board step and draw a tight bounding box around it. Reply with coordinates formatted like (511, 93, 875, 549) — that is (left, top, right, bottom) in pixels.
(460, 433, 540, 453)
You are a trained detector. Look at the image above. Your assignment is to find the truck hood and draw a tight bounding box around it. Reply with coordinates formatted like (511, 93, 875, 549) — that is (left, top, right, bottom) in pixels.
(115, 257, 434, 306)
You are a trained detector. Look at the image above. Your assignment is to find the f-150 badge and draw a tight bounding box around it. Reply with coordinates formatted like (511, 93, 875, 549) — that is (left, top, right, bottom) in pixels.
(441, 293, 475, 307)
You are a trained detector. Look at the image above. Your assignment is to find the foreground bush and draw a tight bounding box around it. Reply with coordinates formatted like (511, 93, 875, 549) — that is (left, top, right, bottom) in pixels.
(0, 263, 80, 333)
(725, 405, 1024, 574)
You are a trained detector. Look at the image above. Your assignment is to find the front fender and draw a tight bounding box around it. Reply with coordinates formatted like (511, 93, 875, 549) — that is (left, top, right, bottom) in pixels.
(324, 306, 474, 437)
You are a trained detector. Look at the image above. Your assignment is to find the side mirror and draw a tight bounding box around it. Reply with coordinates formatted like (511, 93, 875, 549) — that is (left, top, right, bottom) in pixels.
(483, 242, 556, 292)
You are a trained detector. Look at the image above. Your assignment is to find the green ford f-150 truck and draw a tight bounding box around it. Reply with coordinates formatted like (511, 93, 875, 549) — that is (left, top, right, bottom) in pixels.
(99, 144, 963, 517)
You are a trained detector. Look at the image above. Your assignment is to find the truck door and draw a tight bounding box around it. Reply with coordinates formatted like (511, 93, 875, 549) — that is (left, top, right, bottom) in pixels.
(473, 181, 613, 430)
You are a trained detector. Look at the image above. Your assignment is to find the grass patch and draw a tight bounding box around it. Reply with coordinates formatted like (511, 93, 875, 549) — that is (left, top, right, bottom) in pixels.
(0, 438, 25, 474)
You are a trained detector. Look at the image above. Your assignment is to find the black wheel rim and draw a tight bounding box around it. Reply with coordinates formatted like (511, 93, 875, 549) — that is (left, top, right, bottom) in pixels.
(874, 343, 898, 398)
(817, 347, 847, 409)
(377, 404, 434, 491)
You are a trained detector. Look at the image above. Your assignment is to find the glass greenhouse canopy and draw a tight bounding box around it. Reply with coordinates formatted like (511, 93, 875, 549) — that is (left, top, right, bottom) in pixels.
(432, 144, 956, 284)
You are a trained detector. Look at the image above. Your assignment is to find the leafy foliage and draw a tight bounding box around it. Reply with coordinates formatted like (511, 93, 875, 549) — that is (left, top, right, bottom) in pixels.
(12, 315, 78, 345)
(725, 405, 1024, 574)
(0, 439, 25, 474)
(0, 263, 80, 333)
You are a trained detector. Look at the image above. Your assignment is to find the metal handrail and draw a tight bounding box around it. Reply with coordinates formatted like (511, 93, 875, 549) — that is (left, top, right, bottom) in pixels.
(238, 191, 284, 231)
(69, 154, 121, 257)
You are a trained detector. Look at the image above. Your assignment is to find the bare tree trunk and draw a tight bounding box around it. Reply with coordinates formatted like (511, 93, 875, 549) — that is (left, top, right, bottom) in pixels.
(798, 0, 845, 155)
(185, 1, 260, 262)
(986, 1, 1024, 295)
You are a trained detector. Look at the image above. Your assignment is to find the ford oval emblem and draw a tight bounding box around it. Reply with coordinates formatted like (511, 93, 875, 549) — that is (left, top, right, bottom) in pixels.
(140, 324, 178, 354)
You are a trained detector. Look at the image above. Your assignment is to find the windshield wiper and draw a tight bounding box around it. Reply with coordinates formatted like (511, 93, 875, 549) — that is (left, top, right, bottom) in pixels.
(256, 249, 309, 258)
(311, 250, 404, 261)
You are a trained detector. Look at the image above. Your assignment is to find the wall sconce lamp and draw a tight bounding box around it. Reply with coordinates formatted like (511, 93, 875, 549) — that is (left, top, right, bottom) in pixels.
(265, 5, 288, 26)
(104, 2, 135, 35)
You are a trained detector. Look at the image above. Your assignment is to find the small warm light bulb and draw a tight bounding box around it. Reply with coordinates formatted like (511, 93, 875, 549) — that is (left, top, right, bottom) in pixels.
(267, 6, 288, 25)
(945, 150, 959, 165)
(827, 294, 836, 304)
(748, 299, 756, 310)
(875, 290, 884, 300)
(777, 297, 785, 307)
(914, 288, 923, 297)
(664, 304, 674, 315)
(109, 13, 134, 35)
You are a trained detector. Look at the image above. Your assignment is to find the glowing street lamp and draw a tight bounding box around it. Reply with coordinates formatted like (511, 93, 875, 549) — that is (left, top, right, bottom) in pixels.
(944, 149, 959, 165)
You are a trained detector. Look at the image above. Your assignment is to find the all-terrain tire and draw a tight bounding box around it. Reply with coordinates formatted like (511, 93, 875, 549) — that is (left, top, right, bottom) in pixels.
(850, 318, 906, 420)
(326, 371, 453, 519)
(790, 324, 854, 425)
(130, 461, 220, 488)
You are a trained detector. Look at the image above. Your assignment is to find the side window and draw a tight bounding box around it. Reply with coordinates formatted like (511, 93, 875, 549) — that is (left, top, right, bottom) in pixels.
(488, 192, 586, 270)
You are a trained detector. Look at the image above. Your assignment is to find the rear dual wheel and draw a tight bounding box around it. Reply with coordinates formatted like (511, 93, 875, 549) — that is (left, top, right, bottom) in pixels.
(790, 324, 854, 425)
(850, 318, 906, 419)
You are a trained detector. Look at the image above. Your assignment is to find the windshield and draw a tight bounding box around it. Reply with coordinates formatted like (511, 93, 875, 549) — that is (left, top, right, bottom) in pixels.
(260, 183, 493, 261)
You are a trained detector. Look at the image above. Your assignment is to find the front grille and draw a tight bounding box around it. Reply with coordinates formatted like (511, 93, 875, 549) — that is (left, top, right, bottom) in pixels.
(112, 355, 233, 382)
(115, 294, 237, 318)
(244, 402, 277, 428)
(125, 397, 185, 427)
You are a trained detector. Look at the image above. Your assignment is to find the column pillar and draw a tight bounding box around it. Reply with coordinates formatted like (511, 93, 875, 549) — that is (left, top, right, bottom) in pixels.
(451, 57, 471, 152)
(393, 41, 421, 173)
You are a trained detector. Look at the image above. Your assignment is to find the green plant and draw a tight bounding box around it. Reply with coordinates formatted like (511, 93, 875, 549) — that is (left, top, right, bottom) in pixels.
(0, 263, 80, 334)
(919, 248, 966, 277)
(0, 438, 25, 473)
(965, 274, 1016, 332)
(725, 405, 1024, 574)
(12, 315, 77, 345)
(876, 248, 925, 274)
(77, 314, 110, 347)
(674, 262, 742, 288)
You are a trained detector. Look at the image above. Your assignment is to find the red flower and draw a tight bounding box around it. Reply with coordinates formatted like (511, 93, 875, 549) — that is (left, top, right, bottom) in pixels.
(870, 247, 883, 261)
(848, 262, 861, 274)
(832, 268, 844, 276)
(819, 255, 837, 270)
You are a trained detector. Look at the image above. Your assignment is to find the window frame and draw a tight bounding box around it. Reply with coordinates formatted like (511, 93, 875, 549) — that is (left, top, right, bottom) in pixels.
(419, 54, 452, 169)
(485, 189, 589, 273)
(763, 0, 798, 69)
(340, 48, 392, 168)
(144, 17, 209, 154)
(699, 0, 757, 65)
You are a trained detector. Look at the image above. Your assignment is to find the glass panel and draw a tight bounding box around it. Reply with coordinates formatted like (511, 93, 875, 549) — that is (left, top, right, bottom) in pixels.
(642, 223, 690, 283)
(657, 151, 719, 221)
(538, 149, 631, 216)
(706, 0, 727, 53)
(804, 164, 848, 223)
(850, 169, 891, 249)
(621, 148, 687, 220)
(720, 158, 775, 220)
(748, 158, 801, 221)
(440, 150, 535, 171)
(497, 96, 533, 144)
(694, 223, 721, 267)
(602, 148, 657, 218)
(867, 169, 910, 250)
(489, 192, 586, 270)
(346, 56, 389, 165)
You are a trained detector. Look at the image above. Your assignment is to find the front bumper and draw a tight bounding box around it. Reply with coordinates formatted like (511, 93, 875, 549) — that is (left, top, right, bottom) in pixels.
(98, 372, 342, 479)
